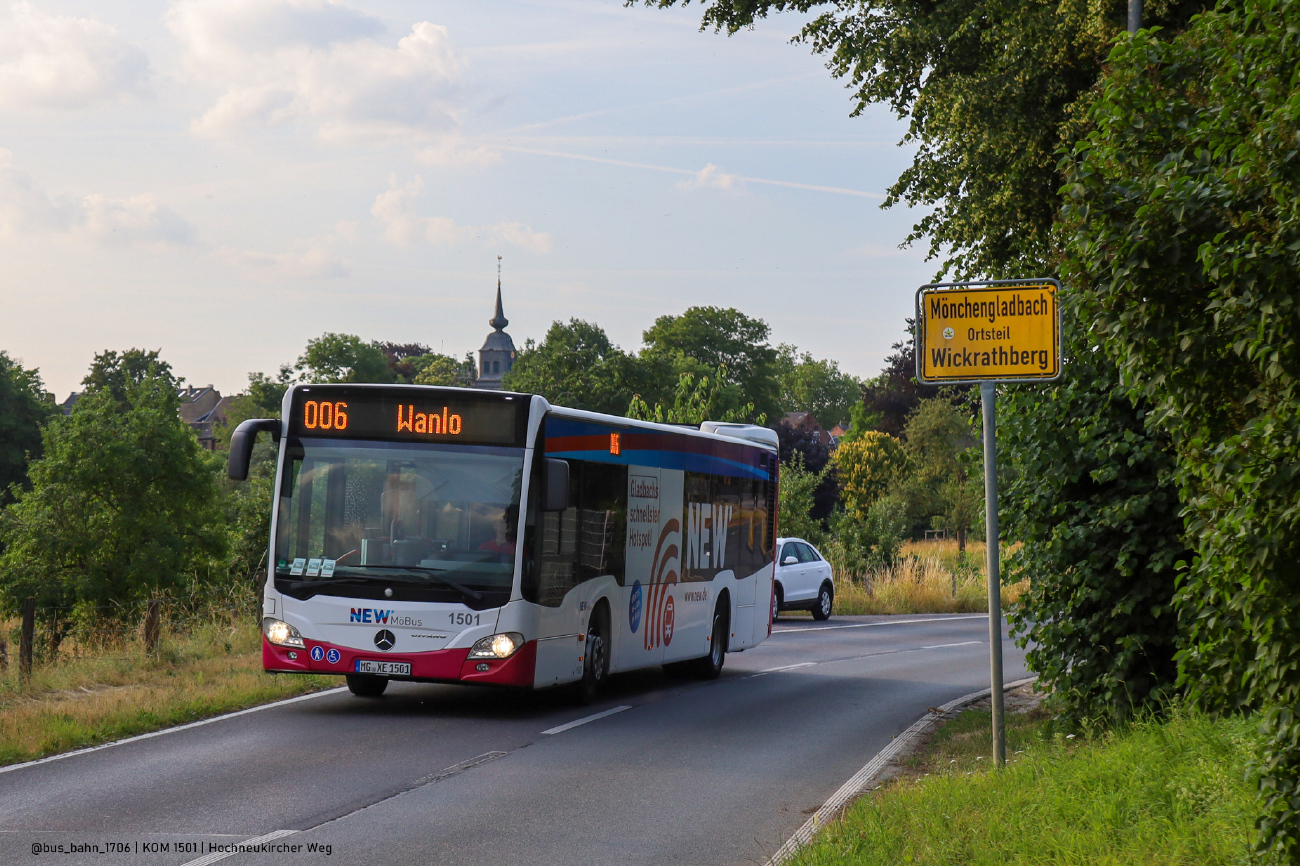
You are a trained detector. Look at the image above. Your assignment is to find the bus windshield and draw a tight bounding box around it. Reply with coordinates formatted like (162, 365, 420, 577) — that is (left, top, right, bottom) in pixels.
(274, 438, 524, 609)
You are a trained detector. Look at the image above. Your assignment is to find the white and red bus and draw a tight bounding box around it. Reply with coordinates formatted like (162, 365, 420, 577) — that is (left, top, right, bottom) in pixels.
(228, 384, 779, 700)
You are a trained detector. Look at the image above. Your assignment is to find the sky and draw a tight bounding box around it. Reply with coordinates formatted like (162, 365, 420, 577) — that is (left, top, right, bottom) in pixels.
(0, 0, 936, 402)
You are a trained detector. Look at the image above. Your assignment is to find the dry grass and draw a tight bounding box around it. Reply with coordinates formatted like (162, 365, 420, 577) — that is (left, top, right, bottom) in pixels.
(0, 613, 333, 766)
(823, 539, 1027, 616)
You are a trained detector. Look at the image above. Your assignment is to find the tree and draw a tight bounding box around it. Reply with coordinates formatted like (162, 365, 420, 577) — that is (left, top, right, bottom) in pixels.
(859, 321, 947, 437)
(626, 370, 755, 425)
(1002, 307, 1185, 727)
(502, 319, 642, 415)
(832, 431, 906, 520)
(0, 353, 57, 504)
(774, 344, 861, 427)
(641, 306, 779, 422)
(0, 374, 226, 624)
(777, 452, 826, 544)
(373, 341, 431, 383)
(774, 417, 837, 523)
(635, 0, 1207, 281)
(413, 353, 476, 387)
(899, 397, 980, 547)
(1062, 8, 1300, 854)
(215, 370, 293, 450)
(295, 333, 395, 384)
(83, 349, 177, 408)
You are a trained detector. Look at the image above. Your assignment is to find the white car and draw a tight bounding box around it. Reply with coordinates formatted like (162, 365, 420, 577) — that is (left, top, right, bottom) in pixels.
(773, 537, 834, 621)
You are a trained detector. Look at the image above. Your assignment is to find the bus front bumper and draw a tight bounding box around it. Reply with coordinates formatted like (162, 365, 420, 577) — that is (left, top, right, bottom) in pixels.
(263, 637, 538, 687)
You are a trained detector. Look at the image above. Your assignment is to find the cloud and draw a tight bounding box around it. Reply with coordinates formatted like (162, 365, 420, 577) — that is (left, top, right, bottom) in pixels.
(415, 136, 500, 168)
(167, 0, 464, 142)
(82, 194, 196, 245)
(676, 163, 743, 192)
(370, 175, 552, 253)
(218, 243, 350, 281)
(0, 149, 195, 245)
(217, 219, 354, 280)
(0, 2, 149, 110)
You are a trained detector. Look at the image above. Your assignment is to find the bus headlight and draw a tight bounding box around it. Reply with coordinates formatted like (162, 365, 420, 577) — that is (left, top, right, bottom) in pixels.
(263, 617, 305, 649)
(468, 632, 524, 660)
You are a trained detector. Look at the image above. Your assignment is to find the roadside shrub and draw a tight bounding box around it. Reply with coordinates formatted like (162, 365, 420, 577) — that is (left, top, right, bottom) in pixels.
(0, 376, 227, 627)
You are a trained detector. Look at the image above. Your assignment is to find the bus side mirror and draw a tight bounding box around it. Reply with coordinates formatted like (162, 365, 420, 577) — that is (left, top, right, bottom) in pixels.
(543, 458, 570, 511)
(228, 419, 281, 481)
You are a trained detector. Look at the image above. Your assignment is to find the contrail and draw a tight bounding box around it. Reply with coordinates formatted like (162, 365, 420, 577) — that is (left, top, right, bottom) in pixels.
(493, 144, 885, 199)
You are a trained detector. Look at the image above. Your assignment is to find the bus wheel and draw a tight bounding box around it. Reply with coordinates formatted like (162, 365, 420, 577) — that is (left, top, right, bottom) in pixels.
(346, 674, 388, 697)
(688, 608, 728, 680)
(575, 605, 610, 705)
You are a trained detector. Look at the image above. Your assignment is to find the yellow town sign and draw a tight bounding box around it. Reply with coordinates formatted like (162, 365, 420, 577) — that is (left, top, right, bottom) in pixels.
(916, 280, 1061, 384)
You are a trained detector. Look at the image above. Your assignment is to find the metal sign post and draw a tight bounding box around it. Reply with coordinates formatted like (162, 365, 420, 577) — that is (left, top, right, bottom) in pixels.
(981, 381, 1005, 765)
(915, 278, 1062, 767)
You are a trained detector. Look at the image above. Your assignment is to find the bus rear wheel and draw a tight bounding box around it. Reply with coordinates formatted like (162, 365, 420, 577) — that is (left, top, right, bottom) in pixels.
(346, 674, 388, 697)
(686, 608, 728, 680)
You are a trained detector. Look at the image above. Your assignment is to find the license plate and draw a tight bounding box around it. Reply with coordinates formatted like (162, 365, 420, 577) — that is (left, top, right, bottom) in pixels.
(354, 659, 410, 676)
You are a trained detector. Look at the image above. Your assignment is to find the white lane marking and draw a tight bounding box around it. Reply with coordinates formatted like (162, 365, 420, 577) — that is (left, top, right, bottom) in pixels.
(179, 829, 298, 866)
(541, 705, 632, 735)
(771, 614, 988, 634)
(922, 641, 981, 650)
(0, 688, 348, 776)
(759, 662, 817, 673)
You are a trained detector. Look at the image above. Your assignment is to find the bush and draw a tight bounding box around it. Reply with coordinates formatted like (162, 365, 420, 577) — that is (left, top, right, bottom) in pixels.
(0, 376, 227, 626)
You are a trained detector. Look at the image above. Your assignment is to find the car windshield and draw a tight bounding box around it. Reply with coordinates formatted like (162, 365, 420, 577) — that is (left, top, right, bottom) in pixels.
(274, 438, 524, 608)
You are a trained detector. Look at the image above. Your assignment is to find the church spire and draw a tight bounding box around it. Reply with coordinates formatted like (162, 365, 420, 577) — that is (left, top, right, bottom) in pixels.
(490, 255, 508, 331)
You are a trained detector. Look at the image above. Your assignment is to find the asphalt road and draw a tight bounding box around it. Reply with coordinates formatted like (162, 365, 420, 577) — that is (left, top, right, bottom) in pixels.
(1, 614, 1027, 866)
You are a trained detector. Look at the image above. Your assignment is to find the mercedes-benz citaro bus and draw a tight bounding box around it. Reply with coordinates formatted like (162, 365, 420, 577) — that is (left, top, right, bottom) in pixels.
(227, 384, 780, 702)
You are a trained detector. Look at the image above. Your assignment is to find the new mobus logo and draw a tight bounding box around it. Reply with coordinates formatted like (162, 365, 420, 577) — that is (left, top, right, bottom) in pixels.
(349, 609, 424, 627)
(352, 608, 392, 623)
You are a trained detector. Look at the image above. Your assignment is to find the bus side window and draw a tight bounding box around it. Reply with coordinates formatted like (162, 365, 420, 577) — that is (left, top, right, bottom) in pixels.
(531, 456, 629, 605)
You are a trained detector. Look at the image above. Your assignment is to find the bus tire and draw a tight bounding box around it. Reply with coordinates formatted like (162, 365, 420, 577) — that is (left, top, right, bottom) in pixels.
(346, 674, 388, 697)
(687, 606, 728, 680)
(812, 582, 834, 621)
(574, 602, 610, 705)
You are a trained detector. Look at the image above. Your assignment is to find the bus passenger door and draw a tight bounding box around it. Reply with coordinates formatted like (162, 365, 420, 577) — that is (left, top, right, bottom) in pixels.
(533, 506, 583, 686)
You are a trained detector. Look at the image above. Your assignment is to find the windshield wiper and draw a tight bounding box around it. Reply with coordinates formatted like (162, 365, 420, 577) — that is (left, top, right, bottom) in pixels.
(358, 566, 484, 602)
(281, 567, 484, 603)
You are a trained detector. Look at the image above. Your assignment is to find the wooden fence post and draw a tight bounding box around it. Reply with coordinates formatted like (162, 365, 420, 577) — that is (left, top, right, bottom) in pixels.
(19, 597, 35, 680)
(0, 638, 8, 672)
(143, 598, 161, 653)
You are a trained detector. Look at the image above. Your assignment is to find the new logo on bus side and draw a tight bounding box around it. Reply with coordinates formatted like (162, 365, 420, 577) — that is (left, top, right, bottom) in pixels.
(629, 581, 643, 633)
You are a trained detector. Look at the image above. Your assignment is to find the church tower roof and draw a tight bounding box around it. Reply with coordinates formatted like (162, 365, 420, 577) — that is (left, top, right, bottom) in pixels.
(474, 256, 516, 390)
(489, 279, 508, 331)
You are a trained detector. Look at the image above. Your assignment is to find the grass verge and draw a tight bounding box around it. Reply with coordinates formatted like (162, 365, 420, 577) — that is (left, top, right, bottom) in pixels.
(0, 617, 335, 767)
(824, 539, 1027, 616)
(788, 696, 1261, 865)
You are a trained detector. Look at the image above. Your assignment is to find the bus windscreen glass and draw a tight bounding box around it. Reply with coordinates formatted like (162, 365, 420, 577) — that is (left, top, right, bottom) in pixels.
(274, 438, 523, 609)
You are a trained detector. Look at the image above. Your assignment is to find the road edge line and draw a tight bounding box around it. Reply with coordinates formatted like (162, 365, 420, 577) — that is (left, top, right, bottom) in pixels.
(0, 687, 348, 776)
(764, 675, 1037, 866)
(179, 828, 299, 866)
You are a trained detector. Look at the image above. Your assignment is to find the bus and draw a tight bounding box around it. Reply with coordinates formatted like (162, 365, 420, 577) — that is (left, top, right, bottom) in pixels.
(228, 384, 780, 701)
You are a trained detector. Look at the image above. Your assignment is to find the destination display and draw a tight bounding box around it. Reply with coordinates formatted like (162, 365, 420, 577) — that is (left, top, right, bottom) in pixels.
(916, 281, 1061, 383)
(287, 386, 527, 446)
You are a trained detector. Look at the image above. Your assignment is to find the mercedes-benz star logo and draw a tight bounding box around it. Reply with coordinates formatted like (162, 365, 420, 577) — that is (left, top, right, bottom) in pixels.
(374, 630, 396, 651)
